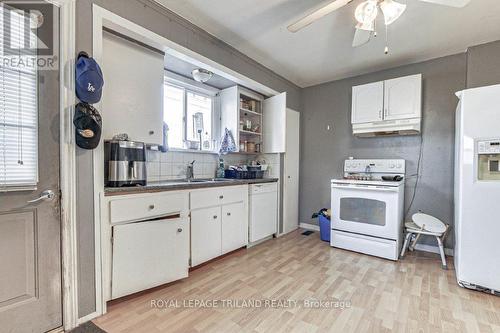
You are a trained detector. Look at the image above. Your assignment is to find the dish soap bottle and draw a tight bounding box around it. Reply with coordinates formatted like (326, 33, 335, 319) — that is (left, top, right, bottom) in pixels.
(216, 158, 225, 179)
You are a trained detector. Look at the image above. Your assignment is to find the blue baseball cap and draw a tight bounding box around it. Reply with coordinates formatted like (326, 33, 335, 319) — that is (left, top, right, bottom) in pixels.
(76, 51, 104, 104)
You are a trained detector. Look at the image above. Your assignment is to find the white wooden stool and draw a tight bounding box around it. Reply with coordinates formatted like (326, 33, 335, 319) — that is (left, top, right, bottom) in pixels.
(400, 213, 449, 269)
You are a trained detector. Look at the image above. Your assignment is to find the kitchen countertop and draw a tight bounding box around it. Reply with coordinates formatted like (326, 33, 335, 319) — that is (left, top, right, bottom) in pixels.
(104, 178, 279, 196)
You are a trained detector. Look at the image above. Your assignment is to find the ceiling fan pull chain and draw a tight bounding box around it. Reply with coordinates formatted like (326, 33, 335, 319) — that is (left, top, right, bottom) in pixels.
(384, 24, 389, 54)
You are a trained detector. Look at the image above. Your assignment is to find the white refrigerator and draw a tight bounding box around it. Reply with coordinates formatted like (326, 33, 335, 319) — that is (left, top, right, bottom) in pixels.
(455, 84, 500, 293)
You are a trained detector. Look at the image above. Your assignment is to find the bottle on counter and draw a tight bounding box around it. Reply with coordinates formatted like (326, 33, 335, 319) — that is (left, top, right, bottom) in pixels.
(216, 158, 225, 178)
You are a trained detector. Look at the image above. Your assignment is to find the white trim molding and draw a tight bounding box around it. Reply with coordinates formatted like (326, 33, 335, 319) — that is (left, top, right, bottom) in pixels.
(56, 0, 78, 331)
(299, 223, 320, 231)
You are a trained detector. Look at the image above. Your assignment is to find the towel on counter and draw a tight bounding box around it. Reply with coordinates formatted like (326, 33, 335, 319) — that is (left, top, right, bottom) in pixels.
(219, 128, 237, 155)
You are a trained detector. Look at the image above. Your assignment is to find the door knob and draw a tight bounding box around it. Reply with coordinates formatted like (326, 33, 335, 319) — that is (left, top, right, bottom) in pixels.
(27, 189, 55, 203)
(177, 228, 183, 233)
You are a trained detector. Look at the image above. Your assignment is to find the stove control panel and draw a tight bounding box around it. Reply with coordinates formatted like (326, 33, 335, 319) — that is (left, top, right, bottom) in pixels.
(344, 159, 406, 174)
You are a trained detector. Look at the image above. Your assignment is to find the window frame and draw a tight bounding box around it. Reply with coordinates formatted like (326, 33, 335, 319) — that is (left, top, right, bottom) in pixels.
(163, 71, 219, 152)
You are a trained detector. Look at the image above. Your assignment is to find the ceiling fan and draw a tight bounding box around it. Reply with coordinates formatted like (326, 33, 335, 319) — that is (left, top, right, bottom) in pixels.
(287, 0, 471, 53)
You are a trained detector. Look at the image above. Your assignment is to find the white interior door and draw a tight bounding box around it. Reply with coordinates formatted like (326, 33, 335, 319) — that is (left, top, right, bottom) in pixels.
(282, 109, 300, 234)
(351, 81, 384, 124)
(263, 92, 286, 153)
(384, 74, 422, 120)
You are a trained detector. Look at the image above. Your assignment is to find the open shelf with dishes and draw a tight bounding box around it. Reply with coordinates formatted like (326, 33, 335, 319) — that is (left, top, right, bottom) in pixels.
(220, 85, 287, 154)
(221, 86, 264, 154)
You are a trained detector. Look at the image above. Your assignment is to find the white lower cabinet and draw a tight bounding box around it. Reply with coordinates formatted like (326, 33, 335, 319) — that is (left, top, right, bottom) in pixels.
(221, 202, 247, 254)
(190, 186, 248, 267)
(111, 217, 189, 299)
(191, 207, 222, 266)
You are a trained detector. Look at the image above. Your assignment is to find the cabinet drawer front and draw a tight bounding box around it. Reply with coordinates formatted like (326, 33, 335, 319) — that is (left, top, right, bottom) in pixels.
(111, 217, 189, 299)
(190, 186, 247, 210)
(110, 192, 187, 224)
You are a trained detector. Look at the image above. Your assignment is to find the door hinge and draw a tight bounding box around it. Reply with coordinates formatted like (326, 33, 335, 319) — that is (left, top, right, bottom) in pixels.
(188, 258, 192, 266)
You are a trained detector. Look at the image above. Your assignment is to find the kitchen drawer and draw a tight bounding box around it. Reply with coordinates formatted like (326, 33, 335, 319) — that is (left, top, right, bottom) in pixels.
(109, 192, 188, 224)
(190, 185, 247, 210)
(250, 182, 277, 194)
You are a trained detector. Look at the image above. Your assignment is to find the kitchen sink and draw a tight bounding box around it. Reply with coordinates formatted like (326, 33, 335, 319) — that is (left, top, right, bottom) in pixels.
(187, 178, 234, 183)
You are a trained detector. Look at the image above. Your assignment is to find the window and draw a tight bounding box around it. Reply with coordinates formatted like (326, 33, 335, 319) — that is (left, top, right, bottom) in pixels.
(163, 78, 215, 150)
(0, 5, 38, 190)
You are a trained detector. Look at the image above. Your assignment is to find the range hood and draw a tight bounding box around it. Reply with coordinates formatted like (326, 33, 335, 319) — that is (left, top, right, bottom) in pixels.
(353, 118, 421, 137)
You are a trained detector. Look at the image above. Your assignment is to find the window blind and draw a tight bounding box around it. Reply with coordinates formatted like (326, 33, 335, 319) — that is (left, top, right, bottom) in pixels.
(0, 5, 38, 190)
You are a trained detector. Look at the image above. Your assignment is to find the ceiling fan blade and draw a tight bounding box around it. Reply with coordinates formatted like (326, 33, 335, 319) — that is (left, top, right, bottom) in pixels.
(352, 28, 372, 47)
(287, 0, 353, 33)
(417, 0, 471, 8)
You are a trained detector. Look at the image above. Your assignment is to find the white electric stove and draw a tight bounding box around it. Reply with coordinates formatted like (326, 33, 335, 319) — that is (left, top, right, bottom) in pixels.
(331, 159, 405, 260)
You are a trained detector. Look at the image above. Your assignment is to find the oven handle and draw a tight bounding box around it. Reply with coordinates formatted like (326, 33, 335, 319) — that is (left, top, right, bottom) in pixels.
(331, 184, 399, 192)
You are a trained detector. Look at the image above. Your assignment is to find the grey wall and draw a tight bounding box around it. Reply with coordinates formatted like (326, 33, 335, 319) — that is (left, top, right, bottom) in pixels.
(299, 54, 467, 249)
(466, 40, 500, 89)
(75, 0, 301, 318)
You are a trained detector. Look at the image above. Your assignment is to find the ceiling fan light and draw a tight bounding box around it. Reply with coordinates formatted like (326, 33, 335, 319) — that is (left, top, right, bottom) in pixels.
(354, 0, 378, 25)
(380, 0, 406, 25)
(355, 21, 375, 32)
(192, 68, 213, 83)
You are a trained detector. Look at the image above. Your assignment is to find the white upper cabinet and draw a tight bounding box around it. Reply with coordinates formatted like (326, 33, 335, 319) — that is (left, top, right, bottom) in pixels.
(101, 31, 164, 145)
(351, 81, 384, 124)
(384, 74, 422, 120)
(263, 92, 287, 153)
(351, 74, 422, 136)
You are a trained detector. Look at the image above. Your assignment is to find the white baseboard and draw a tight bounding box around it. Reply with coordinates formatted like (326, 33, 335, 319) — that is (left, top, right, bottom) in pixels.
(414, 243, 454, 256)
(299, 223, 320, 231)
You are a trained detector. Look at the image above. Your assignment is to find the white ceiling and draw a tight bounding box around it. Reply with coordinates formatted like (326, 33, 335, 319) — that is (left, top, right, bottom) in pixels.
(156, 0, 500, 88)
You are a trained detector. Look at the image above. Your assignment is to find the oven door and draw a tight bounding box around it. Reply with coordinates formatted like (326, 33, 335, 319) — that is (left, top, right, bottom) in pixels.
(331, 183, 401, 240)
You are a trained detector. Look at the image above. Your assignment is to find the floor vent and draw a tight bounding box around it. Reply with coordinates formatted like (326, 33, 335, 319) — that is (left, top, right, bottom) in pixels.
(302, 230, 314, 236)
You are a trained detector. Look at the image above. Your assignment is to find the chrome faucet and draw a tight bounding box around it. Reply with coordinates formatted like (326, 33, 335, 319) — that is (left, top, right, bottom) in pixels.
(186, 160, 195, 180)
(365, 164, 372, 180)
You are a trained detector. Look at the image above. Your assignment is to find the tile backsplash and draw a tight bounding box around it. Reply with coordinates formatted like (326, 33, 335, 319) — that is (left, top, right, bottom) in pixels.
(146, 150, 281, 182)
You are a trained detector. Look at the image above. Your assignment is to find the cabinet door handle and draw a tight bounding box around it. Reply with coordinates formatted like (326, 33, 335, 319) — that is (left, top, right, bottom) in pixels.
(148, 204, 155, 210)
(379, 110, 382, 119)
(227, 212, 231, 216)
(219, 195, 224, 199)
(177, 228, 183, 233)
(213, 215, 218, 219)
(149, 130, 155, 135)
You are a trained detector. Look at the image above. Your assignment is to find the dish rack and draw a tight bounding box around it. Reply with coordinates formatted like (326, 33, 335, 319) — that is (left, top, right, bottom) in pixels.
(225, 169, 264, 179)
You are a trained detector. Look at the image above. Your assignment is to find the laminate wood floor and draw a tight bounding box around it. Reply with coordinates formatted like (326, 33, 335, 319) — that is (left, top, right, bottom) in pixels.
(93, 230, 500, 333)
